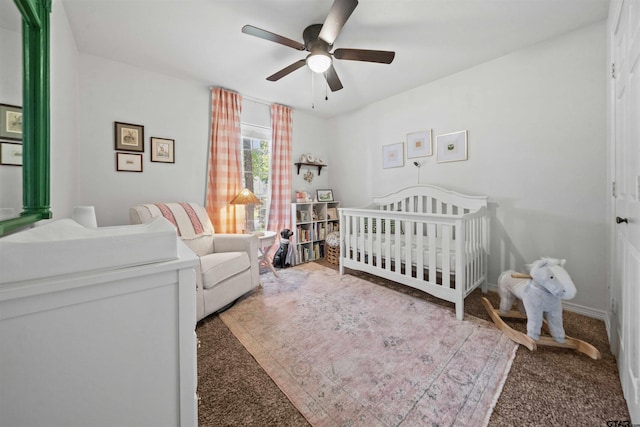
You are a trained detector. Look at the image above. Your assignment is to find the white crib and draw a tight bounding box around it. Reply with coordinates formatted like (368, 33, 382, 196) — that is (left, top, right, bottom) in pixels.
(339, 185, 489, 320)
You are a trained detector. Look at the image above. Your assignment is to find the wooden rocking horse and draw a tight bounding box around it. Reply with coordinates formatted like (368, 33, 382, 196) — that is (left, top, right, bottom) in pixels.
(482, 257, 601, 360)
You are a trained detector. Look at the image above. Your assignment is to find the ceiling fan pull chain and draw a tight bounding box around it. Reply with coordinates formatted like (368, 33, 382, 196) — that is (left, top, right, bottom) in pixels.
(325, 75, 329, 101)
(311, 71, 315, 109)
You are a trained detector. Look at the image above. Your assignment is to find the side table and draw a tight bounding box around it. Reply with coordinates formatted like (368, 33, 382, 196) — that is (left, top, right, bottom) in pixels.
(255, 230, 278, 278)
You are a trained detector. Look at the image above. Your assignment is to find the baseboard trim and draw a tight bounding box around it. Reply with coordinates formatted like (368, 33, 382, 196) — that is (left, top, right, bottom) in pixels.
(484, 283, 608, 323)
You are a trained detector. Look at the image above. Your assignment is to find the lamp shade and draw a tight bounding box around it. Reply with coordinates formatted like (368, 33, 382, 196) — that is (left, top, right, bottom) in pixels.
(230, 188, 262, 205)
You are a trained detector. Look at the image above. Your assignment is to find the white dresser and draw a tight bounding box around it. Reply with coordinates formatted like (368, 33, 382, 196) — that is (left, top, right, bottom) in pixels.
(0, 235, 199, 427)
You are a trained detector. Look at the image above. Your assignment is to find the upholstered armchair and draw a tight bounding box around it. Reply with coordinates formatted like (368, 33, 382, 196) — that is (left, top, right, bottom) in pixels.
(130, 202, 259, 321)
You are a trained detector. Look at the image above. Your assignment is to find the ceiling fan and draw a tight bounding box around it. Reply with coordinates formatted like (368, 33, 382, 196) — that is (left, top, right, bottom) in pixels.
(241, 0, 395, 92)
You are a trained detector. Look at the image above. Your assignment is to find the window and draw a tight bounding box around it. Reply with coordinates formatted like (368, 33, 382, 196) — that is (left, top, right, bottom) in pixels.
(240, 124, 271, 232)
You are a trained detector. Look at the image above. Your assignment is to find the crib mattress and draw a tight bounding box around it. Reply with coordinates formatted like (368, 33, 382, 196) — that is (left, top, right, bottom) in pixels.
(344, 233, 459, 271)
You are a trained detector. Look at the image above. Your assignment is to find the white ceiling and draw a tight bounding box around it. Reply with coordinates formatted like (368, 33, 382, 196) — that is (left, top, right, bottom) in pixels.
(2, 0, 609, 118)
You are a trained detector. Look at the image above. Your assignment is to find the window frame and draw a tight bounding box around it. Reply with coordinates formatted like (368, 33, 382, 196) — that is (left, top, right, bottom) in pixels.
(240, 123, 272, 232)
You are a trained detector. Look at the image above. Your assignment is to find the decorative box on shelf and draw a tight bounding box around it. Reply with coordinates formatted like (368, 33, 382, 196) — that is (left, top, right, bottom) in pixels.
(291, 201, 340, 265)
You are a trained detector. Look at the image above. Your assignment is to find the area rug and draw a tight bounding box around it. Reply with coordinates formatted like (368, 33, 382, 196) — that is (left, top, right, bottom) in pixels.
(219, 263, 517, 426)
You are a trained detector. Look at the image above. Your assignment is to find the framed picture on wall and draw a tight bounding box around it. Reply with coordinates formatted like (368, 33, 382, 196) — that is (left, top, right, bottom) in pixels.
(406, 130, 432, 158)
(0, 104, 22, 141)
(116, 152, 143, 172)
(114, 121, 144, 152)
(382, 142, 404, 169)
(0, 142, 22, 166)
(436, 130, 468, 163)
(150, 137, 175, 163)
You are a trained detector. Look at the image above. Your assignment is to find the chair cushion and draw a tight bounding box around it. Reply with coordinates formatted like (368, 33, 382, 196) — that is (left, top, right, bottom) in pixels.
(129, 203, 214, 256)
(200, 251, 250, 289)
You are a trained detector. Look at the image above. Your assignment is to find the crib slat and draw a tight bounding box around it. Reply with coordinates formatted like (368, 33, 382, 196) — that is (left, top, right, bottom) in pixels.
(442, 225, 451, 289)
(427, 223, 437, 283)
(384, 217, 392, 272)
(474, 217, 480, 287)
(358, 216, 365, 263)
(470, 218, 476, 290)
(366, 215, 373, 267)
(456, 218, 466, 295)
(375, 214, 382, 269)
(394, 218, 401, 274)
(344, 214, 349, 259)
(414, 222, 422, 280)
(474, 218, 480, 286)
(402, 220, 409, 278)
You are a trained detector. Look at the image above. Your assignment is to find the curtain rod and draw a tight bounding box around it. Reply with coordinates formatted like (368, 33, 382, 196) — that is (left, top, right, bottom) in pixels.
(208, 86, 270, 106)
(208, 86, 291, 110)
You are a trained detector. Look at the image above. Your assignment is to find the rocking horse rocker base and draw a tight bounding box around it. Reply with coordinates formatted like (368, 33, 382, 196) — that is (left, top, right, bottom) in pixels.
(482, 295, 601, 360)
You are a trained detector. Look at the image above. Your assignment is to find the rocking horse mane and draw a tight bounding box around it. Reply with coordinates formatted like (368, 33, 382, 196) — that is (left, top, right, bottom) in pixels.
(525, 257, 566, 272)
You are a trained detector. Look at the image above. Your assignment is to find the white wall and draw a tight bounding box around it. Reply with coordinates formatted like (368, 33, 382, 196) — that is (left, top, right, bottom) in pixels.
(77, 56, 330, 226)
(77, 55, 211, 226)
(50, 0, 80, 219)
(328, 22, 608, 313)
(292, 111, 330, 198)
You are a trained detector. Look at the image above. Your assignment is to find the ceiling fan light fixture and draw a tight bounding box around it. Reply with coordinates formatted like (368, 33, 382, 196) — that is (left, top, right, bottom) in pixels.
(306, 51, 332, 73)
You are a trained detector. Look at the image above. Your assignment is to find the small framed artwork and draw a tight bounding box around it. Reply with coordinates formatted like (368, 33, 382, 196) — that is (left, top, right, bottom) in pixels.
(0, 104, 22, 141)
(406, 130, 432, 158)
(317, 189, 334, 202)
(436, 130, 468, 163)
(150, 137, 175, 163)
(114, 121, 144, 152)
(116, 152, 143, 172)
(0, 142, 22, 166)
(382, 142, 404, 169)
(326, 207, 338, 220)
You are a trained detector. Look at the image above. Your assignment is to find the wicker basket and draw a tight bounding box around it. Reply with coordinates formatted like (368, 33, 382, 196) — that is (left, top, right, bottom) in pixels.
(326, 244, 340, 265)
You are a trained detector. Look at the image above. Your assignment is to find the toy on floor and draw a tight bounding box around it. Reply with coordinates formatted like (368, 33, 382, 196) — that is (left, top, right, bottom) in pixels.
(482, 257, 601, 359)
(272, 229, 294, 269)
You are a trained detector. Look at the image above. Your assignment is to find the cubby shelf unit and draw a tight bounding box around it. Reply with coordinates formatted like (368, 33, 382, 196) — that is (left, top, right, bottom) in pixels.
(291, 201, 340, 264)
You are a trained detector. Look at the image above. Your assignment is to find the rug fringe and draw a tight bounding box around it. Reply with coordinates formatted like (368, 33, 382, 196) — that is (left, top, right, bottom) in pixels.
(483, 341, 518, 427)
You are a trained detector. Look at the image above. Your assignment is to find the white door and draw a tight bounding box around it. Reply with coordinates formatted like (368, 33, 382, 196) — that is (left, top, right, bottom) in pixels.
(610, 0, 640, 422)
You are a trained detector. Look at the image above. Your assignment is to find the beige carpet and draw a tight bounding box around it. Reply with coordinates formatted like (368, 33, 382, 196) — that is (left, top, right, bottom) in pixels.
(219, 262, 517, 426)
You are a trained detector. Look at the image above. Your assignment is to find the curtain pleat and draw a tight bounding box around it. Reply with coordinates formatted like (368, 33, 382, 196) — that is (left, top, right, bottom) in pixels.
(205, 88, 243, 233)
(267, 104, 293, 243)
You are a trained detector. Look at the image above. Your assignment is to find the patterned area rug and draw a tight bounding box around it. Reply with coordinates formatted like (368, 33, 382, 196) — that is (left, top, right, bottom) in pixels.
(220, 263, 517, 426)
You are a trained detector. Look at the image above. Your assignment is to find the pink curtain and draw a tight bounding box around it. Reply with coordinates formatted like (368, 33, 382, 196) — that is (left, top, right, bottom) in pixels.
(205, 88, 243, 233)
(267, 104, 293, 238)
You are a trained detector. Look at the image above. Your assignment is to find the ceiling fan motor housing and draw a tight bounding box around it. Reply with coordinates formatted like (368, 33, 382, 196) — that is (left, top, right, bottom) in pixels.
(303, 24, 330, 52)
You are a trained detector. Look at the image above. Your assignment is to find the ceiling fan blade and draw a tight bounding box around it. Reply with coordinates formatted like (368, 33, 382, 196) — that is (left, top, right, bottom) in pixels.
(242, 25, 305, 51)
(333, 48, 395, 64)
(266, 59, 307, 81)
(318, 0, 358, 46)
(324, 65, 343, 92)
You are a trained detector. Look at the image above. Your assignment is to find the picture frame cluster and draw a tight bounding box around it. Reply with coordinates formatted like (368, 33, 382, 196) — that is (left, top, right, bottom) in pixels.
(114, 121, 175, 172)
(0, 103, 23, 167)
(382, 129, 468, 169)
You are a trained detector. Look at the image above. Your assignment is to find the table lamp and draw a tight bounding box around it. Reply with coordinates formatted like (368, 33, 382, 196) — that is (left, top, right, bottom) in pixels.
(230, 188, 262, 233)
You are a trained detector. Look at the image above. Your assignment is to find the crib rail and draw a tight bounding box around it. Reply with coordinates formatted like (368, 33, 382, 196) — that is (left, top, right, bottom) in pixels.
(338, 206, 488, 320)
